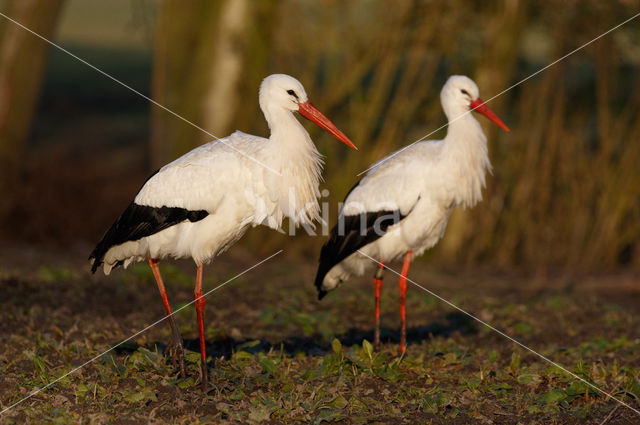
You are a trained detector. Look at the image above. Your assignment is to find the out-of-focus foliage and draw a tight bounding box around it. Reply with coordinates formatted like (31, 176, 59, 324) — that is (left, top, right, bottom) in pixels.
(149, 0, 278, 167)
(1, 0, 639, 270)
(233, 0, 640, 270)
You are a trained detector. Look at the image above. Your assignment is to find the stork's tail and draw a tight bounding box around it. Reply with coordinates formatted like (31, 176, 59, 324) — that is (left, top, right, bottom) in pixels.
(88, 239, 116, 274)
(314, 266, 329, 300)
(88, 253, 101, 274)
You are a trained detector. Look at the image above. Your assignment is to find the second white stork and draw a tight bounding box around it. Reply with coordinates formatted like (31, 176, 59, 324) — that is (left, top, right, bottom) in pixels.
(90, 74, 357, 389)
(314, 75, 509, 354)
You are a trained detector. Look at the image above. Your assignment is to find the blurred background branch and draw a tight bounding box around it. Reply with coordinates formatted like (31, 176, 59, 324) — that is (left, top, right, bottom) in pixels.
(0, 0, 639, 271)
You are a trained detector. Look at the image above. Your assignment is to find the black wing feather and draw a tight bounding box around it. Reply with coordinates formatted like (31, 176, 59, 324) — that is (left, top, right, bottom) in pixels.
(89, 201, 208, 273)
(314, 209, 405, 299)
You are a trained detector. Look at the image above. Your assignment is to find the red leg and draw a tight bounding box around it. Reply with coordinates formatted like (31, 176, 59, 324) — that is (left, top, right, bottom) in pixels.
(373, 260, 384, 350)
(194, 263, 208, 391)
(398, 251, 412, 355)
(148, 257, 185, 377)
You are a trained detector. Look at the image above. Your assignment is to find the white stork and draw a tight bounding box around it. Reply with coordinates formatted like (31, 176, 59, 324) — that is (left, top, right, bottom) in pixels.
(314, 75, 509, 354)
(90, 74, 357, 389)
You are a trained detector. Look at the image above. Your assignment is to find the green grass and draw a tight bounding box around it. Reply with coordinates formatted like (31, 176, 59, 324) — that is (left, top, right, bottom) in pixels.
(0, 252, 639, 424)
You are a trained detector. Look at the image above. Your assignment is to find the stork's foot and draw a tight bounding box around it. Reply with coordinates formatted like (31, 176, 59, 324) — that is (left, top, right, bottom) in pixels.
(373, 309, 381, 351)
(164, 338, 186, 378)
(399, 332, 407, 357)
(397, 251, 412, 358)
(200, 357, 209, 391)
(373, 328, 381, 351)
(373, 264, 384, 353)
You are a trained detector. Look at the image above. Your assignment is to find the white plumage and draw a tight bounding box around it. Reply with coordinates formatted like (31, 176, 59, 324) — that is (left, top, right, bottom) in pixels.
(103, 129, 322, 271)
(315, 75, 509, 353)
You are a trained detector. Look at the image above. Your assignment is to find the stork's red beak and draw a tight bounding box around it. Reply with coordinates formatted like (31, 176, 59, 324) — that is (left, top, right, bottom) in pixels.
(469, 98, 510, 132)
(297, 101, 358, 150)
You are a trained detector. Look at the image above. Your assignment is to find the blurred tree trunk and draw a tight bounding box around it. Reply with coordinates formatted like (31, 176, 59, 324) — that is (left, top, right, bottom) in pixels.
(201, 0, 248, 139)
(150, 0, 277, 168)
(150, 0, 221, 168)
(0, 0, 65, 217)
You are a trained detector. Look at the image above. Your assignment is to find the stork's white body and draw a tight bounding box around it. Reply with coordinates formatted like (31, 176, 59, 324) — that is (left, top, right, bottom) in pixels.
(319, 76, 495, 292)
(103, 127, 322, 272)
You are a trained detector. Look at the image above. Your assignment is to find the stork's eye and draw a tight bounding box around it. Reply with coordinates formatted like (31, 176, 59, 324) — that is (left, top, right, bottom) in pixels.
(461, 89, 470, 96)
(287, 89, 299, 100)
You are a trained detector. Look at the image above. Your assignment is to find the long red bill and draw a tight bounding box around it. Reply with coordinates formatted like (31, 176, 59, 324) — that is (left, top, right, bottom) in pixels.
(297, 101, 358, 150)
(469, 98, 510, 132)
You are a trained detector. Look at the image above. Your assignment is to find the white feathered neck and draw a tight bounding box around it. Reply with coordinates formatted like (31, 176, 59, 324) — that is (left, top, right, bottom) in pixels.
(262, 103, 324, 227)
(440, 111, 492, 209)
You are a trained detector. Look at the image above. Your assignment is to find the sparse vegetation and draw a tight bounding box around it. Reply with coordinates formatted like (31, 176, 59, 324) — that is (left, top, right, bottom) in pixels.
(1, 250, 638, 423)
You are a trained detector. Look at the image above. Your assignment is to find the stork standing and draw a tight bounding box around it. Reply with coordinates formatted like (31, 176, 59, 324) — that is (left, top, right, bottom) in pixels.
(314, 75, 509, 354)
(90, 74, 357, 389)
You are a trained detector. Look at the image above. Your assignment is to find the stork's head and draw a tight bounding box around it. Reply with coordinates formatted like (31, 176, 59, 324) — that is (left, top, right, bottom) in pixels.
(441, 75, 510, 132)
(259, 74, 309, 112)
(259, 74, 357, 149)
